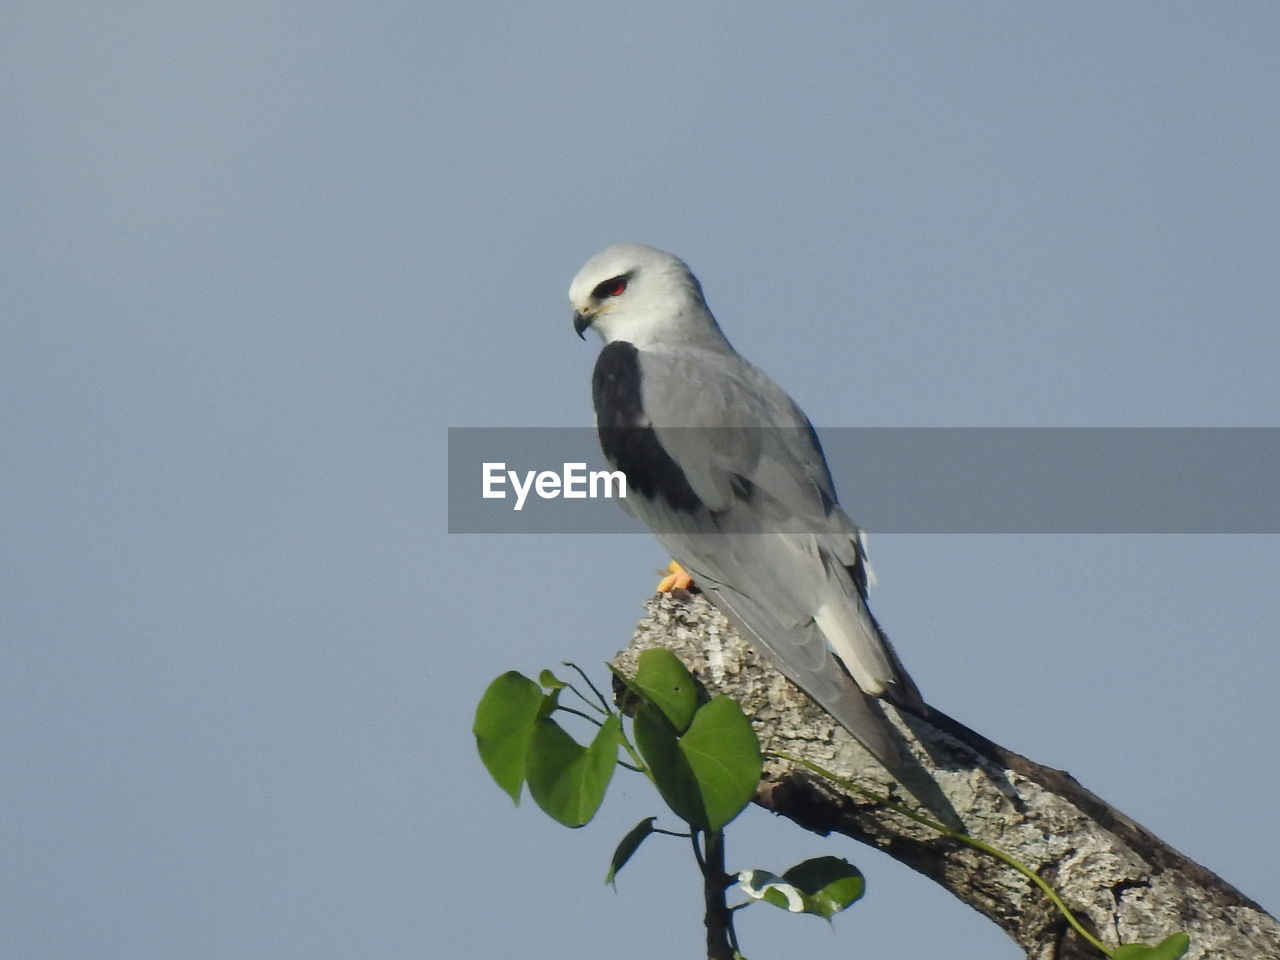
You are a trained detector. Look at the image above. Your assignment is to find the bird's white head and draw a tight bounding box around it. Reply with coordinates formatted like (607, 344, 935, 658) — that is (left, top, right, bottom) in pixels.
(569, 243, 725, 349)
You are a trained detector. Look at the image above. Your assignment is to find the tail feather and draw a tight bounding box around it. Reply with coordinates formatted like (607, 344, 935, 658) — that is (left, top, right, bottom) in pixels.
(701, 583, 907, 768)
(695, 584, 961, 829)
(813, 593, 926, 715)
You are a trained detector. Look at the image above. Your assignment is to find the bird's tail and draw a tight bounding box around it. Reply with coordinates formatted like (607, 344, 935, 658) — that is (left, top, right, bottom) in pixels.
(700, 583, 961, 830)
(813, 592, 927, 715)
(701, 583, 907, 766)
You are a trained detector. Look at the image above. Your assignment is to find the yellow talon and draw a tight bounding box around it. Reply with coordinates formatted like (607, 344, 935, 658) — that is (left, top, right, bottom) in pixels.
(656, 560, 695, 593)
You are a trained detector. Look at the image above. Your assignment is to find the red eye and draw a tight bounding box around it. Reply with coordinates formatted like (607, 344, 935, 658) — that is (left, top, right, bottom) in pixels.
(592, 275, 629, 300)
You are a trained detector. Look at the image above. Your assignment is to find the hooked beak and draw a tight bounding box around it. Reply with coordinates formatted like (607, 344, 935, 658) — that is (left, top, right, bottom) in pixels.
(573, 311, 593, 339)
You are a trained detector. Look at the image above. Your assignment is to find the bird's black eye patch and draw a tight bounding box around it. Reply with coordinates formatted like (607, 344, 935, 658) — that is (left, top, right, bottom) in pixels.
(592, 274, 629, 300)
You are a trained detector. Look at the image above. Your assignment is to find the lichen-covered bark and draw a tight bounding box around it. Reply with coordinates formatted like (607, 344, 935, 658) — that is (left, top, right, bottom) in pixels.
(614, 593, 1280, 960)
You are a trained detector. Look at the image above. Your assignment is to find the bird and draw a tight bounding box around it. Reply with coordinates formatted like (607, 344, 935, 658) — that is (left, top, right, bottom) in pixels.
(570, 242, 927, 771)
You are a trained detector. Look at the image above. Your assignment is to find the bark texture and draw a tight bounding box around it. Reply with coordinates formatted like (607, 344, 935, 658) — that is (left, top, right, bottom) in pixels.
(613, 592, 1280, 960)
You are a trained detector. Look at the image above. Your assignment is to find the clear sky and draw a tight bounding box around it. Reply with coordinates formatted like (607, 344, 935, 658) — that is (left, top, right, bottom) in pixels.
(4, 3, 1278, 958)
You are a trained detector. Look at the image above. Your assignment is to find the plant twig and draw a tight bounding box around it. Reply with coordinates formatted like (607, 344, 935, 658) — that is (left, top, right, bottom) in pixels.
(700, 829, 735, 960)
(554, 705, 603, 726)
(771, 750, 1111, 957)
(562, 661, 612, 713)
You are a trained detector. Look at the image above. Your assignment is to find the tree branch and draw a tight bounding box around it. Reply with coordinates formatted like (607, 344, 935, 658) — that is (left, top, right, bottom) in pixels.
(613, 593, 1280, 960)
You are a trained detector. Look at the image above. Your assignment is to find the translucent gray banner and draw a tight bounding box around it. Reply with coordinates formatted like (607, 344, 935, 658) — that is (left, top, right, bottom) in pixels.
(447, 427, 1280, 533)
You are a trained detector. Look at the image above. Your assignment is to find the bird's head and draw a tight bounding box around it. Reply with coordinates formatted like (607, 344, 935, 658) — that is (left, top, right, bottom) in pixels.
(569, 243, 721, 348)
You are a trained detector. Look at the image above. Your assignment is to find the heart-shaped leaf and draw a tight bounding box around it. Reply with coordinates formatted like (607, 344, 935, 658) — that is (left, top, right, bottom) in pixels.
(676, 696, 762, 830)
(473, 671, 545, 802)
(780, 857, 865, 918)
(634, 695, 762, 831)
(525, 714, 620, 827)
(737, 857, 864, 919)
(633, 705, 705, 826)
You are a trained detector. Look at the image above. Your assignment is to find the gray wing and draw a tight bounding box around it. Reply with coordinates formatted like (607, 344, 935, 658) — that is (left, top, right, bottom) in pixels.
(611, 345, 924, 763)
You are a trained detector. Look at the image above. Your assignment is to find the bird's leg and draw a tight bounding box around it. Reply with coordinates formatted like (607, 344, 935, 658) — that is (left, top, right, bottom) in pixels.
(656, 560, 695, 593)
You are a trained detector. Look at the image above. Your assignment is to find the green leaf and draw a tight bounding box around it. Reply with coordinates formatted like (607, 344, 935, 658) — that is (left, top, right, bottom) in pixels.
(738, 869, 806, 912)
(538, 668, 567, 691)
(737, 858, 864, 919)
(633, 649, 698, 732)
(781, 857, 865, 918)
(605, 817, 657, 886)
(1113, 932, 1190, 960)
(633, 696, 763, 831)
(473, 671, 545, 802)
(633, 705, 706, 827)
(525, 714, 620, 827)
(677, 696, 763, 831)
(760, 886, 797, 911)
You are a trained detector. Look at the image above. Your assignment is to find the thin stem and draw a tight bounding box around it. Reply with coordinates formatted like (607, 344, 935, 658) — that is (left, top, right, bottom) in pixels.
(724, 894, 744, 959)
(563, 661, 612, 713)
(617, 730, 647, 777)
(689, 829, 706, 871)
(561, 683, 609, 716)
(769, 751, 1112, 958)
(554, 705, 603, 726)
(960, 834, 1109, 957)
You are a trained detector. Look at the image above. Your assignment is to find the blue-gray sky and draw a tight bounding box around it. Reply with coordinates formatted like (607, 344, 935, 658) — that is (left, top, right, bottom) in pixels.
(4, 3, 1278, 958)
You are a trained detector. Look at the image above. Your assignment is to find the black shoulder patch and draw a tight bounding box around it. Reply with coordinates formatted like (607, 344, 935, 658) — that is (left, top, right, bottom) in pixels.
(592, 341, 703, 513)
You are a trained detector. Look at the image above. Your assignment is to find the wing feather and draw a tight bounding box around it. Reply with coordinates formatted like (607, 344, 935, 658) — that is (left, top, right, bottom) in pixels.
(594, 344, 926, 754)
